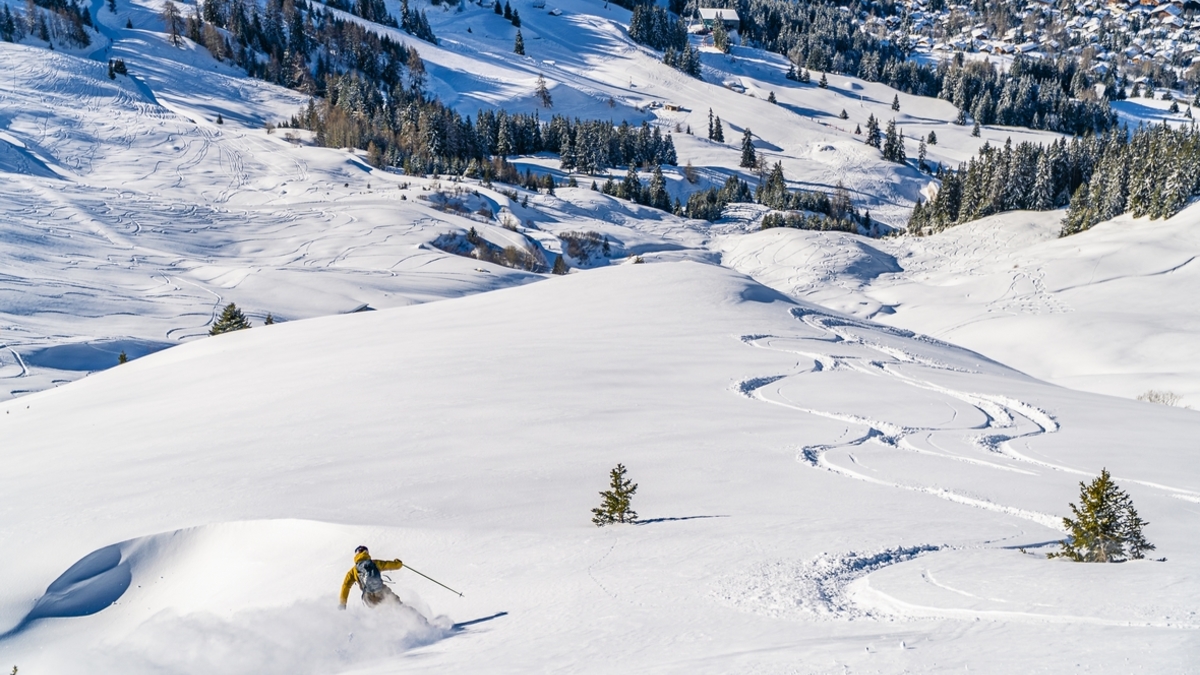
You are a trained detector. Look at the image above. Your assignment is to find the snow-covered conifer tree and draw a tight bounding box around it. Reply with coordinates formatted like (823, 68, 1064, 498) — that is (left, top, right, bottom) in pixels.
(739, 128, 756, 168)
(865, 114, 881, 148)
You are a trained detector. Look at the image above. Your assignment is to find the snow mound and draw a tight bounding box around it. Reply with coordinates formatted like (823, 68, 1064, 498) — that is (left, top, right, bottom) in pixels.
(1, 519, 456, 672)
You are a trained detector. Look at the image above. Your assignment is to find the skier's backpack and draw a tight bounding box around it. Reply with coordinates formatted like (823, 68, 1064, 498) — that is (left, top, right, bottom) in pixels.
(356, 558, 385, 594)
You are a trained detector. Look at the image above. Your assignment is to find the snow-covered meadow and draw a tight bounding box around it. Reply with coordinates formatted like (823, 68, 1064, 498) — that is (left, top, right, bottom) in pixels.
(1, 0, 1200, 671)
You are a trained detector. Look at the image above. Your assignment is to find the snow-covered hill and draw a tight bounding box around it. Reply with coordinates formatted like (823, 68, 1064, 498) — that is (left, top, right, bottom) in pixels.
(1, 262, 1198, 673)
(720, 204, 1200, 407)
(2, 1, 1200, 670)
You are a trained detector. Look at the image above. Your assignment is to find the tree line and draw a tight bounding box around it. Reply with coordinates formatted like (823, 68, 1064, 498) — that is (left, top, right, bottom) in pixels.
(1, 0, 92, 47)
(909, 123, 1200, 236)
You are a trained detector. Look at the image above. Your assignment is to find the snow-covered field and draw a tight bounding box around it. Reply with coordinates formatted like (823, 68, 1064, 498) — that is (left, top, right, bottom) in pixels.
(3, 262, 1199, 674)
(2, 0, 1200, 671)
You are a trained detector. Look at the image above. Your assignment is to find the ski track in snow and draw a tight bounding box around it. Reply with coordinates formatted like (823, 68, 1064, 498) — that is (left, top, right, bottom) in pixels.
(738, 307, 1200, 519)
(724, 306, 1200, 624)
(735, 304, 1200, 554)
(713, 545, 942, 622)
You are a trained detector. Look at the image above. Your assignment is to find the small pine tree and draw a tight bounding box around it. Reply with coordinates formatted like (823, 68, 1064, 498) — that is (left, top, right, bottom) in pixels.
(839, 109, 848, 120)
(107, 0, 115, 12)
(591, 463, 638, 526)
(216, 113, 223, 124)
(865, 114, 881, 148)
(712, 116, 724, 143)
(552, 254, 568, 275)
(535, 73, 552, 108)
(118, 351, 128, 364)
(971, 120, 981, 137)
(854, 123, 861, 135)
(125, 17, 133, 28)
(767, 91, 776, 104)
(818, 72, 827, 89)
(1169, 99, 1180, 114)
(264, 313, 275, 325)
(513, 29, 524, 55)
(891, 94, 900, 111)
(1049, 468, 1155, 562)
(739, 127, 755, 168)
(210, 302, 252, 335)
(927, 130, 937, 145)
(494, 0, 502, 14)
(711, 14, 730, 53)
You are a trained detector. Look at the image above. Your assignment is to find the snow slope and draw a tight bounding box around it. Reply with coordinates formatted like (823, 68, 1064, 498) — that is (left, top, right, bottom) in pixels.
(0, 0, 1085, 399)
(1, 262, 1198, 673)
(720, 204, 1200, 407)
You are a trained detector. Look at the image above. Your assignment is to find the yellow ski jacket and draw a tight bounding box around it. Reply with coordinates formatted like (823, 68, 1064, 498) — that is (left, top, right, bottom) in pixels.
(339, 550, 403, 605)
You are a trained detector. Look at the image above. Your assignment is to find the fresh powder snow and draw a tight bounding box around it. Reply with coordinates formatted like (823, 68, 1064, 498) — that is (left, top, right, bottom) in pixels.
(0, 0, 1198, 672)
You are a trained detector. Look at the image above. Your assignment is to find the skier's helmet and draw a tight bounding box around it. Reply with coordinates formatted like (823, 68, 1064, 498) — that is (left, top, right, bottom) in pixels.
(355, 545, 369, 554)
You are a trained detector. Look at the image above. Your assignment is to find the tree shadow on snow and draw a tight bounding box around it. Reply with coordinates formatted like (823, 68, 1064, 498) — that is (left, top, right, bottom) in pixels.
(636, 515, 730, 526)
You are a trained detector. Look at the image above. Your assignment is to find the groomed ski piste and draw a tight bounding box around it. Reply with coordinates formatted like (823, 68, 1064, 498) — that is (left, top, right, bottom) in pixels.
(1, 0, 1199, 672)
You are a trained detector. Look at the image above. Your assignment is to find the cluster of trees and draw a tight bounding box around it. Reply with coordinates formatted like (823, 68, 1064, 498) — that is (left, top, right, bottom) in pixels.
(628, 5, 699, 78)
(0, 0, 92, 47)
(936, 55, 1118, 136)
(756, 163, 864, 232)
(553, 118, 678, 174)
(910, 124, 1200, 237)
(192, 0, 422, 93)
(496, 0, 520, 28)
(1062, 123, 1200, 235)
(628, 4, 685, 52)
(685, 175, 753, 220)
(761, 210, 858, 233)
(597, 166, 673, 211)
(681, 166, 865, 232)
(910, 136, 1086, 235)
(661, 42, 701, 78)
(287, 80, 678, 178)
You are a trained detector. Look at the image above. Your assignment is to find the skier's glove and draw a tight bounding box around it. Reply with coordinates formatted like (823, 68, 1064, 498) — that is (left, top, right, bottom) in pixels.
(338, 603, 347, 610)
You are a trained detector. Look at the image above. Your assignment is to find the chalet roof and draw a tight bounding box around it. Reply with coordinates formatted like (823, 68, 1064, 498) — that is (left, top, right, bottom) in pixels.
(698, 8, 741, 22)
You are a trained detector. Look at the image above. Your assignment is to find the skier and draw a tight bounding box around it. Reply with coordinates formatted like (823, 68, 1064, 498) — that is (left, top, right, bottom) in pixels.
(339, 545, 405, 609)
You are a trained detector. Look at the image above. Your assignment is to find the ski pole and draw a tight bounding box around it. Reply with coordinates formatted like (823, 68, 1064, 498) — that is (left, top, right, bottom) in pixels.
(404, 565, 464, 597)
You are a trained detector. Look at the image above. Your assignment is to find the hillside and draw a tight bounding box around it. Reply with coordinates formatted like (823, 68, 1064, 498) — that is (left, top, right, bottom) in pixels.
(1, 262, 1197, 674)
(2, 0, 1200, 670)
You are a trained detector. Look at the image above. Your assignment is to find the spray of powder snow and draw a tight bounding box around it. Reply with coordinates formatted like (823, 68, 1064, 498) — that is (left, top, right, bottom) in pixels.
(95, 598, 454, 674)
